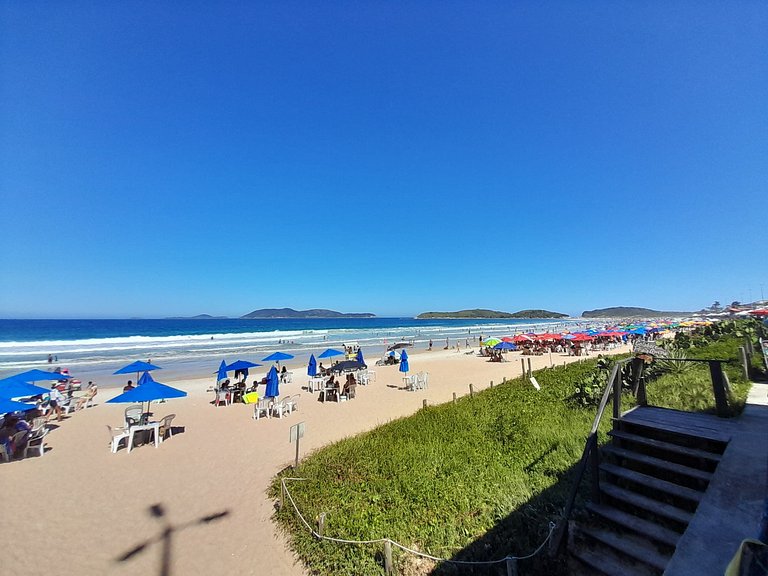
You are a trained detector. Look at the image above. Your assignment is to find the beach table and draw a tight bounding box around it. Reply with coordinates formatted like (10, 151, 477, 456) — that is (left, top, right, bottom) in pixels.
(308, 377, 325, 393)
(127, 421, 161, 453)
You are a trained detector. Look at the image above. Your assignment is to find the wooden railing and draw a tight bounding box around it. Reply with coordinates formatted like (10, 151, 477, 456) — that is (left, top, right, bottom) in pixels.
(550, 354, 732, 555)
(550, 358, 630, 554)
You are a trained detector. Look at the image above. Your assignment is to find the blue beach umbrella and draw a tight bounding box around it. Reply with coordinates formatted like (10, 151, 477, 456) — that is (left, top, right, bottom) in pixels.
(494, 341, 517, 350)
(107, 372, 187, 414)
(0, 377, 50, 399)
(224, 360, 261, 379)
(307, 354, 317, 377)
(399, 349, 409, 374)
(0, 397, 36, 414)
(262, 351, 294, 363)
(114, 361, 162, 375)
(264, 366, 280, 398)
(215, 360, 228, 382)
(12, 369, 73, 382)
(318, 348, 344, 360)
(356, 349, 366, 367)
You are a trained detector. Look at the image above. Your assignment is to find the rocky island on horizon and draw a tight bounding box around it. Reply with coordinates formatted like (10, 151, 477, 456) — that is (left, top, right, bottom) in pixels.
(241, 308, 376, 319)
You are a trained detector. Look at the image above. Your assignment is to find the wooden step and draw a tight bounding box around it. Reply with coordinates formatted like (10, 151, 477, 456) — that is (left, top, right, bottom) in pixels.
(602, 445, 714, 482)
(600, 463, 704, 503)
(608, 430, 722, 463)
(571, 547, 658, 576)
(617, 407, 731, 444)
(579, 525, 671, 571)
(586, 502, 681, 547)
(600, 483, 694, 525)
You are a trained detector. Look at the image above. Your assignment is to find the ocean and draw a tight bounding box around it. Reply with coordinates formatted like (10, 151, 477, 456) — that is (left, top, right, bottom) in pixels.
(0, 317, 593, 385)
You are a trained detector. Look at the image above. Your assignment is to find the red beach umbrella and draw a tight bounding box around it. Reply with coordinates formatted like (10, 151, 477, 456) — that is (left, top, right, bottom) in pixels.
(512, 334, 534, 343)
(570, 333, 594, 342)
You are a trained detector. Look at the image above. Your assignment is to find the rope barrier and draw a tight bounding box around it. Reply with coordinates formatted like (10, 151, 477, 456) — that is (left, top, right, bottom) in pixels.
(280, 477, 556, 567)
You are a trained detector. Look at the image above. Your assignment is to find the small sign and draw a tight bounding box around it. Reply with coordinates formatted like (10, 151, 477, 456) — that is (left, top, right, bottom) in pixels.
(530, 376, 540, 391)
(633, 341, 669, 358)
(290, 422, 305, 443)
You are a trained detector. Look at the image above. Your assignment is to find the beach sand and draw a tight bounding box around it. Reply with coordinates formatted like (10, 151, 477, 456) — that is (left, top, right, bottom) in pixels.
(1, 344, 630, 575)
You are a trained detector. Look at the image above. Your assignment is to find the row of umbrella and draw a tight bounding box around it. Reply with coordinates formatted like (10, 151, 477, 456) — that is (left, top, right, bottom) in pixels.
(0, 368, 79, 413)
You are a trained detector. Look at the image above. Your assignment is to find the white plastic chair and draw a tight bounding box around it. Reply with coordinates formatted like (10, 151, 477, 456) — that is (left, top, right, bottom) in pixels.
(124, 405, 143, 427)
(403, 374, 416, 391)
(285, 393, 300, 413)
(253, 397, 272, 420)
(158, 414, 176, 442)
(25, 427, 49, 457)
(107, 425, 129, 453)
(271, 397, 290, 418)
(214, 389, 230, 406)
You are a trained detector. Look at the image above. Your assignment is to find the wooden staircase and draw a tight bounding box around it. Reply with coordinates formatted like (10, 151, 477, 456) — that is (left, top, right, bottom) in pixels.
(568, 408, 729, 575)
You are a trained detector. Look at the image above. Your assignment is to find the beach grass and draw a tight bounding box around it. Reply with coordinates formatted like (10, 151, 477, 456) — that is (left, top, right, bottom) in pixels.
(270, 334, 752, 575)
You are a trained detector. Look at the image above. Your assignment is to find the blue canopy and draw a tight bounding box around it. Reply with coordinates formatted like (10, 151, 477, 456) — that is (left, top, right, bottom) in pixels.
(493, 341, 517, 350)
(215, 360, 228, 382)
(12, 369, 72, 382)
(262, 351, 294, 362)
(264, 366, 280, 398)
(356, 348, 366, 367)
(0, 377, 50, 399)
(307, 354, 317, 377)
(225, 360, 261, 374)
(318, 348, 344, 359)
(107, 373, 187, 404)
(399, 349, 409, 373)
(0, 397, 36, 414)
(114, 361, 162, 375)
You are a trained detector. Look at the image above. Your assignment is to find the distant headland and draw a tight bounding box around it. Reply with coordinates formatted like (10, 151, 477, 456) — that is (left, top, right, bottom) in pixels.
(417, 309, 568, 319)
(581, 306, 689, 318)
(241, 308, 375, 319)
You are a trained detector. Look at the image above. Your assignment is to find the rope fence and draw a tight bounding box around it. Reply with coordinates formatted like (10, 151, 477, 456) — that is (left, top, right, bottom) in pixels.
(280, 477, 556, 575)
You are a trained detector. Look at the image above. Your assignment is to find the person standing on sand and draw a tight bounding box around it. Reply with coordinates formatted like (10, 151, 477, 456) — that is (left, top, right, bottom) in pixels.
(428, 339, 433, 350)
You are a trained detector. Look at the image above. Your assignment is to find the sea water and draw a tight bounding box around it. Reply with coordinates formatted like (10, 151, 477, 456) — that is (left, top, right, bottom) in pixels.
(0, 317, 594, 385)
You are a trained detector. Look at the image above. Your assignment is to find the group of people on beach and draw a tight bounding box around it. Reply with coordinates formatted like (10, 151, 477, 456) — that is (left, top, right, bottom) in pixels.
(1, 379, 98, 459)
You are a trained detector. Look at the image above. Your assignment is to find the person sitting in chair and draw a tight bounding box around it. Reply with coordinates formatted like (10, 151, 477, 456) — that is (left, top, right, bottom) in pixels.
(75, 381, 98, 411)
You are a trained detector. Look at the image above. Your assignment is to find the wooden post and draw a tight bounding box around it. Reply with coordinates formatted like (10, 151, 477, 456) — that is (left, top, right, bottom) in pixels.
(318, 512, 326, 538)
(612, 366, 622, 419)
(506, 557, 518, 575)
(469, 383, 474, 398)
(521, 359, 526, 376)
(452, 392, 456, 403)
(589, 434, 600, 504)
(739, 346, 750, 380)
(384, 540, 393, 575)
(490, 380, 493, 388)
(279, 480, 285, 511)
(708, 361, 730, 418)
(527, 358, 532, 377)
(502, 376, 506, 384)
(422, 399, 427, 409)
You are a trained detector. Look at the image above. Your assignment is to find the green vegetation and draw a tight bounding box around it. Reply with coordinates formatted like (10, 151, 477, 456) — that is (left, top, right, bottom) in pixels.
(271, 322, 757, 575)
(417, 309, 567, 319)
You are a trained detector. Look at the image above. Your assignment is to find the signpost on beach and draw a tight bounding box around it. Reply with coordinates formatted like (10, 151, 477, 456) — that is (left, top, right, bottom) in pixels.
(290, 422, 305, 469)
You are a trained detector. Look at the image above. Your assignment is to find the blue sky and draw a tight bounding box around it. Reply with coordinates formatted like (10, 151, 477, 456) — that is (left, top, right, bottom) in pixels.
(1, 2, 766, 318)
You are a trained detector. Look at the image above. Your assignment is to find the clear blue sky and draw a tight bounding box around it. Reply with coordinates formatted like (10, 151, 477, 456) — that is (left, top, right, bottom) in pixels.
(1, 2, 766, 318)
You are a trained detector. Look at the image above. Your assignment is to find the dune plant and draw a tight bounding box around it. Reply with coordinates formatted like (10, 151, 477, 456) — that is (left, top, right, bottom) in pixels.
(270, 336, 751, 576)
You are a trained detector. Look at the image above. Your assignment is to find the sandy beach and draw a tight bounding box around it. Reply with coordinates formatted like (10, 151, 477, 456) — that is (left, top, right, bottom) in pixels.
(1, 344, 630, 576)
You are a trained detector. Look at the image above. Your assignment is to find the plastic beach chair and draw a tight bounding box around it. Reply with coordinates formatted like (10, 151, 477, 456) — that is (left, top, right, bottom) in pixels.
(107, 425, 130, 453)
